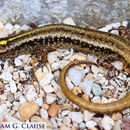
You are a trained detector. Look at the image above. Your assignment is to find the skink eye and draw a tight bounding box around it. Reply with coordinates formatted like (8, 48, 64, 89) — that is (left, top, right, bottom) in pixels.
(0, 40, 7, 45)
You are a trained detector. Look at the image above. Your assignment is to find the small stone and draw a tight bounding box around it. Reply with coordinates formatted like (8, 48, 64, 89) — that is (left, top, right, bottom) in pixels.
(42, 104, 49, 110)
(85, 73, 95, 80)
(110, 30, 119, 35)
(19, 96, 26, 104)
(98, 27, 109, 32)
(14, 58, 22, 67)
(63, 116, 71, 126)
(111, 61, 124, 71)
(79, 122, 86, 130)
(63, 17, 76, 26)
(110, 22, 121, 29)
(0, 21, 4, 28)
(72, 86, 82, 95)
(113, 120, 122, 130)
(48, 104, 60, 117)
(9, 80, 17, 93)
(4, 23, 13, 31)
(122, 21, 128, 27)
(69, 112, 83, 123)
(69, 53, 87, 61)
(45, 94, 57, 104)
(92, 83, 103, 96)
(42, 84, 55, 93)
(101, 115, 114, 130)
(111, 112, 122, 121)
(7, 93, 14, 103)
(82, 94, 89, 101)
(91, 65, 100, 76)
(35, 98, 43, 106)
(18, 101, 39, 121)
(86, 120, 97, 128)
(0, 28, 8, 38)
(105, 90, 114, 98)
(31, 116, 53, 130)
(40, 108, 48, 120)
(0, 72, 12, 82)
(83, 110, 95, 122)
(61, 103, 73, 111)
(68, 67, 85, 86)
(59, 125, 69, 130)
(20, 25, 30, 31)
(122, 108, 130, 114)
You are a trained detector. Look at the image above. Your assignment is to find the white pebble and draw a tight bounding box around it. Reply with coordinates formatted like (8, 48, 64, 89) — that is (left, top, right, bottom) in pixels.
(66, 76, 74, 90)
(13, 72, 19, 80)
(101, 115, 114, 130)
(63, 116, 71, 126)
(0, 28, 8, 38)
(9, 80, 17, 93)
(69, 112, 83, 123)
(91, 65, 100, 76)
(113, 120, 122, 130)
(83, 110, 95, 122)
(86, 120, 97, 128)
(0, 21, 4, 28)
(111, 61, 124, 71)
(45, 94, 57, 104)
(105, 25, 113, 30)
(68, 68, 85, 86)
(42, 84, 55, 93)
(0, 104, 7, 116)
(63, 17, 76, 26)
(40, 108, 48, 120)
(110, 30, 119, 35)
(19, 96, 26, 104)
(79, 122, 86, 130)
(14, 24, 21, 30)
(14, 58, 22, 67)
(110, 22, 121, 29)
(4, 23, 13, 31)
(35, 98, 43, 106)
(20, 25, 30, 31)
(61, 110, 71, 117)
(122, 21, 128, 27)
(0, 72, 12, 82)
(98, 27, 109, 32)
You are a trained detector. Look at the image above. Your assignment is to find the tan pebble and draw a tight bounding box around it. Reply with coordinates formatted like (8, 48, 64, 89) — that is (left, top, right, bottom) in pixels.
(61, 103, 73, 111)
(85, 73, 95, 80)
(124, 64, 130, 73)
(0, 82, 4, 89)
(30, 58, 38, 65)
(71, 87, 82, 95)
(42, 104, 49, 110)
(92, 99, 102, 104)
(31, 116, 53, 130)
(111, 112, 122, 121)
(71, 125, 77, 130)
(59, 125, 69, 130)
(82, 94, 89, 101)
(90, 127, 98, 130)
(105, 90, 114, 98)
(18, 101, 39, 121)
(0, 21, 4, 28)
(48, 104, 60, 117)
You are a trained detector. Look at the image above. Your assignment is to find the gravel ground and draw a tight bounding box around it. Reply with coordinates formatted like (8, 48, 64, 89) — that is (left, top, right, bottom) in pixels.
(0, 18, 129, 130)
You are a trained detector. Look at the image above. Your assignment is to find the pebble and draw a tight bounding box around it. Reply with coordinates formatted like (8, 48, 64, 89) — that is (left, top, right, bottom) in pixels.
(35, 98, 43, 106)
(42, 104, 49, 110)
(4, 23, 13, 31)
(82, 94, 89, 101)
(122, 21, 128, 27)
(72, 86, 82, 95)
(68, 67, 85, 86)
(98, 27, 109, 32)
(14, 58, 22, 67)
(7, 93, 14, 103)
(111, 112, 122, 121)
(91, 65, 100, 76)
(40, 108, 48, 120)
(42, 84, 55, 93)
(83, 110, 95, 122)
(86, 120, 97, 128)
(63, 17, 76, 26)
(111, 61, 124, 71)
(92, 83, 103, 96)
(0, 28, 8, 38)
(63, 116, 71, 126)
(20, 25, 30, 31)
(61, 110, 71, 117)
(69, 112, 83, 123)
(101, 115, 114, 130)
(48, 104, 60, 117)
(110, 22, 121, 29)
(110, 30, 119, 35)
(18, 101, 39, 121)
(0, 72, 13, 82)
(0, 21, 4, 28)
(61, 103, 73, 111)
(45, 94, 57, 104)
(31, 116, 53, 130)
(79, 122, 86, 130)
(69, 53, 87, 61)
(113, 120, 122, 130)
(9, 80, 17, 93)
